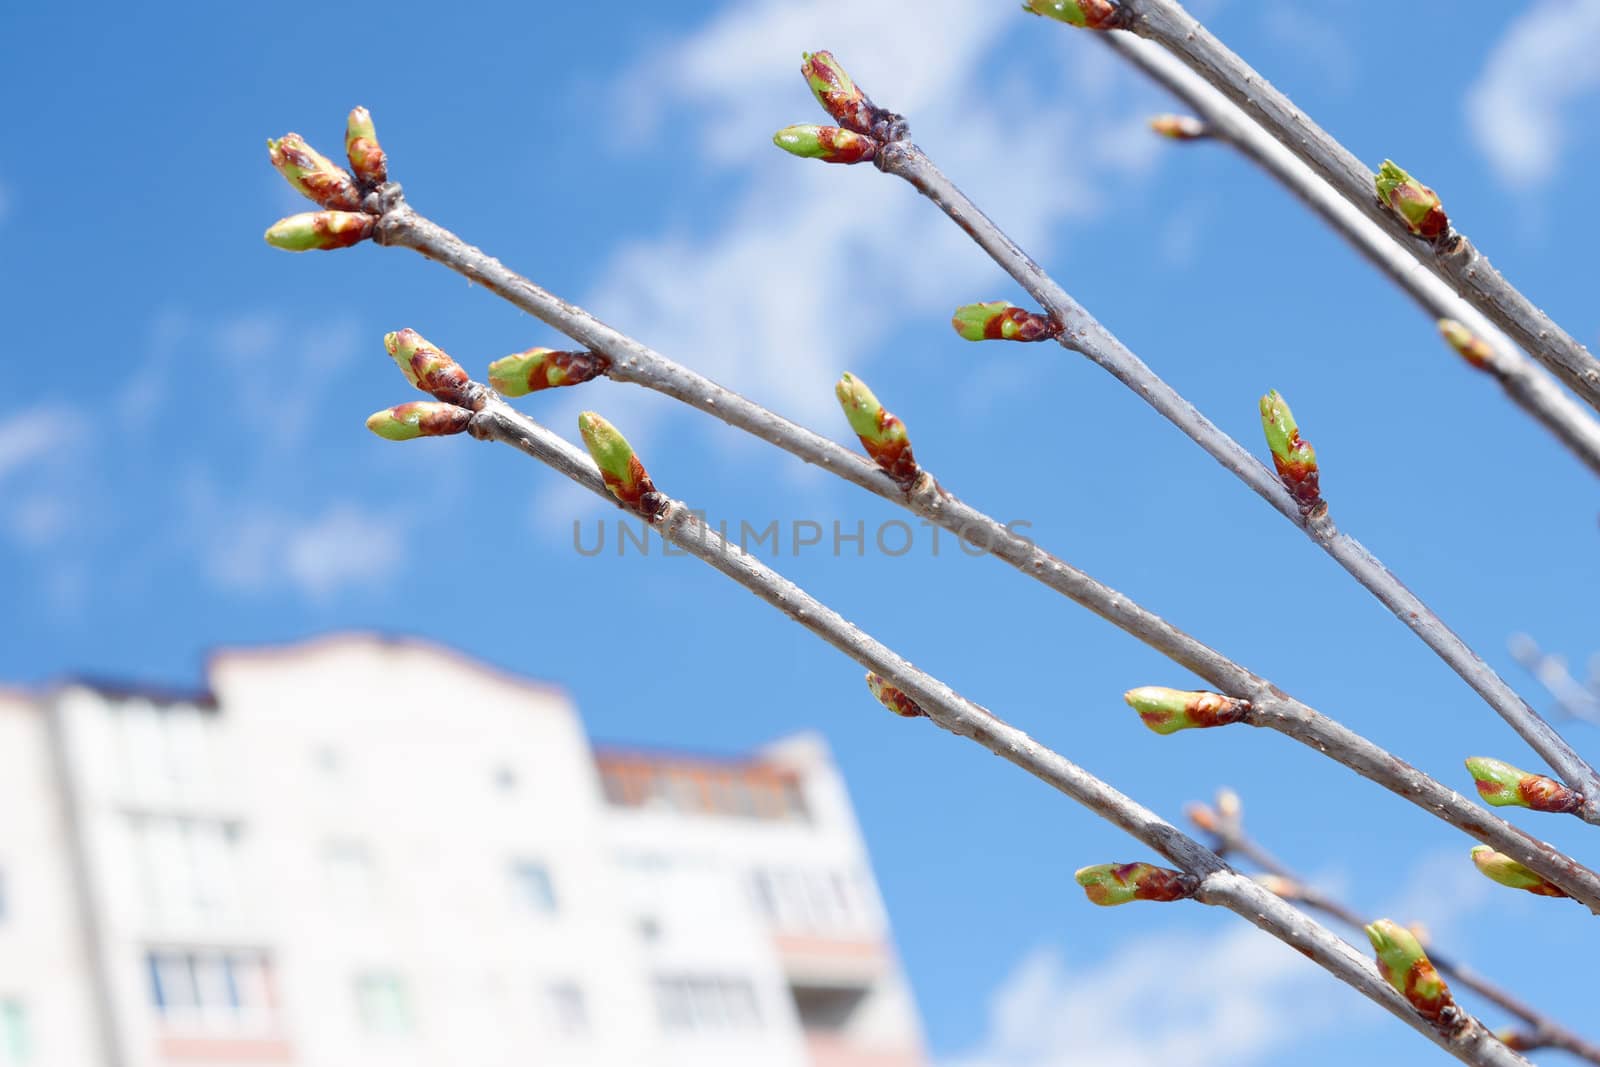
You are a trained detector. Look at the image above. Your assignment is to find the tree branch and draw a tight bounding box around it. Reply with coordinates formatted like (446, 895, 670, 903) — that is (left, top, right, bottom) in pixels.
(1510, 635, 1600, 730)
(870, 138, 1600, 827)
(366, 195, 1600, 912)
(1103, 0, 1600, 413)
(1097, 32, 1600, 479)
(431, 376, 1525, 1066)
(1192, 792, 1600, 1063)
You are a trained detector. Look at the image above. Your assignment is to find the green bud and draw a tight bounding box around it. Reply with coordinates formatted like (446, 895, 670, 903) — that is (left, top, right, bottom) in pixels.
(950, 301, 1060, 343)
(1469, 846, 1569, 899)
(1149, 114, 1207, 140)
(488, 348, 610, 397)
(345, 106, 388, 187)
(835, 373, 918, 486)
(1122, 686, 1249, 735)
(865, 672, 926, 718)
(1437, 319, 1495, 373)
(267, 133, 361, 211)
(1021, 0, 1119, 28)
(365, 401, 473, 441)
(1375, 160, 1448, 240)
(1464, 756, 1583, 813)
(801, 51, 874, 134)
(1074, 862, 1196, 907)
(262, 211, 376, 252)
(383, 329, 470, 400)
(578, 411, 662, 517)
(772, 124, 878, 165)
(1366, 919, 1453, 1022)
(1259, 390, 1321, 514)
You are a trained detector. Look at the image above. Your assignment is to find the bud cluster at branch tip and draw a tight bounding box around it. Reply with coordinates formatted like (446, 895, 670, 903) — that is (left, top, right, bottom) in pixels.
(384, 329, 471, 403)
(365, 401, 473, 442)
(951, 301, 1061, 343)
(1074, 862, 1197, 907)
(865, 673, 927, 719)
(1021, 0, 1119, 29)
(1258, 390, 1321, 515)
(578, 412, 663, 520)
(1469, 846, 1569, 899)
(1375, 161, 1448, 241)
(1437, 319, 1495, 373)
(1366, 919, 1455, 1025)
(773, 124, 878, 165)
(835, 373, 919, 487)
(266, 133, 361, 211)
(1464, 756, 1583, 813)
(1122, 686, 1249, 735)
(489, 348, 611, 397)
(345, 106, 388, 187)
(801, 51, 874, 135)
(1149, 114, 1207, 141)
(263, 211, 375, 252)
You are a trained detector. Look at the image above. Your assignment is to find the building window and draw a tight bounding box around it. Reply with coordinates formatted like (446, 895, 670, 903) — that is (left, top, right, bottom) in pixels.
(750, 867, 862, 935)
(130, 816, 243, 922)
(543, 982, 587, 1037)
(596, 757, 809, 822)
(0, 1001, 26, 1065)
(653, 975, 761, 1033)
(354, 973, 413, 1036)
(511, 862, 557, 913)
(116, 702, 215, 801)
(146, 949, 276, 1034)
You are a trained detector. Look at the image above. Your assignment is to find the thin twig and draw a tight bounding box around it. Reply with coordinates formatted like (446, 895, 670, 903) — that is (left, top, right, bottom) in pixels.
(414, 369, 1524, 1066)
(871, 138, 1600, 826)
(1103, 0, 1600, 412)
(1098, 32, 1600, 479)
(1193, 794, 1600, 1063)
(1510, 635, 1600, 730)
(368, 194, 1600, 911)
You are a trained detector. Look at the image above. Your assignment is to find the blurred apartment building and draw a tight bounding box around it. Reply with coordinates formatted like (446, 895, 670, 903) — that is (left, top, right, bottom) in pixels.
(0, 634, 925, 1067)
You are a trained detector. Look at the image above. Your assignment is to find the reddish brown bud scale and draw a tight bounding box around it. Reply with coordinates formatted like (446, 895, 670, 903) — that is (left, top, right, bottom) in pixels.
(1516, 774, 1585, 814)
(1272, 451, 1320, 512)
(801, 51, 875, 135)
(862, 417, 917, 487)
(1397, 958, 1454, 1024)
(990, 307, 1056, 341)
(605, 455, 660, 516)
(490, 349, 611, 396)
(345, 107, 388, 186)
(813, 126, 877, 164)
(267, 133, 362, 211)
(866, 673, 927, 718)
(1076, 862, 1198, 906)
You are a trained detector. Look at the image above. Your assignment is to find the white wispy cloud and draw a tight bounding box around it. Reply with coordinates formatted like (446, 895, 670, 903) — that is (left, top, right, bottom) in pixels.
(202, 501, 407, 602)
(1466, 0, 1600, 187)
(944, 849, 1494, 1067)
(585, 0, 1161, 458)
(213, 312, 362, 450)
(942, 923, 1340, 1067)
(0, 405, 92, 548)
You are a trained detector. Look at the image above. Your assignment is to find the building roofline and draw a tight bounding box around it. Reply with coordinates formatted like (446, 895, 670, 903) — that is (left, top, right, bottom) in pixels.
(204, 631, 573, 703)
(13, 632, 572, 711)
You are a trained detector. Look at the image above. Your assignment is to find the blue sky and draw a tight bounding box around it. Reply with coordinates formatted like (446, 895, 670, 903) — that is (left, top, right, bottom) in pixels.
(4, 1, 1600, 1063)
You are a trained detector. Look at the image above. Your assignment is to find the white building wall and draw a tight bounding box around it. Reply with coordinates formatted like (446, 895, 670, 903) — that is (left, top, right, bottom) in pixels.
(0, 691, 104, 1067)
(4, 634, 925, 1067)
